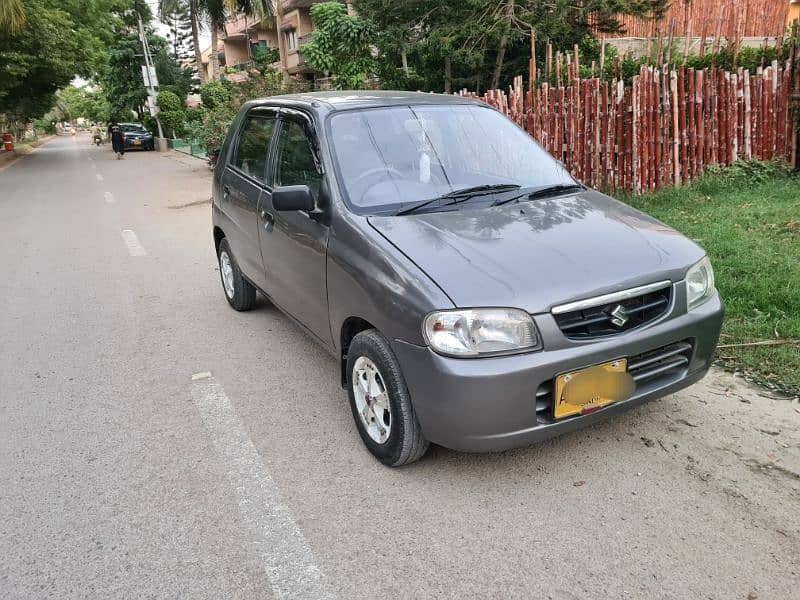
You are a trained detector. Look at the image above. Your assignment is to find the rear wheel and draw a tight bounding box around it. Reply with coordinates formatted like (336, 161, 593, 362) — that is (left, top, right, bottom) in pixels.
(347, 329, 429, 466)
(217, 238, 256, 311)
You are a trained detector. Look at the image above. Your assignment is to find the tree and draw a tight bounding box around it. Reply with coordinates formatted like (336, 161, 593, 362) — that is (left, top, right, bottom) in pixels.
(302, 1, 376, 89)
(154, 46, 194, 98)
(354, 0, 669, 92)
(161, 0, 194, 60)
(355, 0, 487, 93)
(0, 0, 87, 134)
(49, 85, 111, 123)
(155, 90, 185, 137)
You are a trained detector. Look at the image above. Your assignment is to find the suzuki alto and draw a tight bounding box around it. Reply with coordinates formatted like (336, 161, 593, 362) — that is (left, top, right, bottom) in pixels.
(211, 91, 723, 466)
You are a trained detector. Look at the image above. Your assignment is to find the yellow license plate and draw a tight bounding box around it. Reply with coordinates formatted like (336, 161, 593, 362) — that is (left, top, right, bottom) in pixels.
(132, 139, 141, 145)
(554, 359, 635, 420)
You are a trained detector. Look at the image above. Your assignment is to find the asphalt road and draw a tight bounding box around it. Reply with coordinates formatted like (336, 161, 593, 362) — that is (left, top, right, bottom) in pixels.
(1, 135, 799, 600)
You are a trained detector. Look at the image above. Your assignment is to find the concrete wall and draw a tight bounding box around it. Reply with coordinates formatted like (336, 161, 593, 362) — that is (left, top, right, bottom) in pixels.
(607, 37, 781, 59)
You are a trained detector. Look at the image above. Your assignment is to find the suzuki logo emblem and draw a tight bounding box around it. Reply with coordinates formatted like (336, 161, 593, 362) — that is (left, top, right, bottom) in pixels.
(610, 305, 630, 327)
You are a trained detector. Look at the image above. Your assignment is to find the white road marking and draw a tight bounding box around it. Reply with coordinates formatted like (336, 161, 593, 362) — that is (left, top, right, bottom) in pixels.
(191, 371, 212, 381)
(95, 173, 104, 182)
(120, 229, 146, 256)
(104, 192, 115, 204)
(191, 376, 336, 600)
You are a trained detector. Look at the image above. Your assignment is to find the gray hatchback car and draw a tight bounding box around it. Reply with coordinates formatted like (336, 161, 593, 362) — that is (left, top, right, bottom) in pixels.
(211, 91, 723, 466)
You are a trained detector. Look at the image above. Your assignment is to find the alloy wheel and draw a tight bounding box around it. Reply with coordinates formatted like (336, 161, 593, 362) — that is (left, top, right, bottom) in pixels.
(352, 356, 392, 444)
(220, 250, 235, 299)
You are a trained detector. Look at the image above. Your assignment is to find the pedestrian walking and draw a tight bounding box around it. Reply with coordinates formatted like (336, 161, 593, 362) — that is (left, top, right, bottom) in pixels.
(108, 120, 125, 159)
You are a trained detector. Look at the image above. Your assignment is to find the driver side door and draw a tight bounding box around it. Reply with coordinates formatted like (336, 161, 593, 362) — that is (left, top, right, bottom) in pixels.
(258, 113, 332, 348)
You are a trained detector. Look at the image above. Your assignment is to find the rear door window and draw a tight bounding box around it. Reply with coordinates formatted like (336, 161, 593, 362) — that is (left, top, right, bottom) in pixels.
(233, 116, 276, 183)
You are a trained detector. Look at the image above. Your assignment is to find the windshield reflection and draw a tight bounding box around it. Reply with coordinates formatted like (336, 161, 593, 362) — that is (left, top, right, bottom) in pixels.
(330, 105, 574, 214)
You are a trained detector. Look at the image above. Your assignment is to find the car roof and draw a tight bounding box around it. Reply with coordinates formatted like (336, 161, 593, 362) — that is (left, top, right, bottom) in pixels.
(246, 90, 483, 113)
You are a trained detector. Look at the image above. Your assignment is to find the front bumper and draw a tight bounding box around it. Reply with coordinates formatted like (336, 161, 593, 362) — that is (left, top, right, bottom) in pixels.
(392, 292, 723, 452)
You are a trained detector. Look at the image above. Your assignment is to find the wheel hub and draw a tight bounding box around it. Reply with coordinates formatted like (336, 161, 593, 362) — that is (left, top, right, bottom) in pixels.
(220, 251, 235, 299)
(352, 356, 391, 444)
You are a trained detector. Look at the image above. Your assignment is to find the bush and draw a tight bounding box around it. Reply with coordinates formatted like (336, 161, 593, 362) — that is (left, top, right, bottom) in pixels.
(187, 104, 236, 164)
(156, 90, 184, 113)
(184, 107, 204, 123)
(159, 109, 186, 139)
(200, 81, 231, 110)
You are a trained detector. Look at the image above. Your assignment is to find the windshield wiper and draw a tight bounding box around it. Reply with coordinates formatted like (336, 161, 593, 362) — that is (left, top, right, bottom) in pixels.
(491, 183, 584, 207)
(440, 183, 521, 199)
(396, 184, 521, 216)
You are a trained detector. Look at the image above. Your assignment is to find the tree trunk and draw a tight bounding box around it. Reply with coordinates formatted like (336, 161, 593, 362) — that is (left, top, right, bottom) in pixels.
(210, 19, 220, 81)
(401, 47, 409, 75)
(190, 1, 207, 84)
(444, 56, 452, 94)
(491, 37, 508, 90)
(491, 0, 514, 90)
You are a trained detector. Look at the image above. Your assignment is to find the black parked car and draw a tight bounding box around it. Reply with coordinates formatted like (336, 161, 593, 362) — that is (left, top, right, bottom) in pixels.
(122, 123, 155, 151)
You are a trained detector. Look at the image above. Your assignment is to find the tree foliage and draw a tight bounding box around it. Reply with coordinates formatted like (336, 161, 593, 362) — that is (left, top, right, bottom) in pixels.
(302, 1, 376, 89)
(354, 0, 668, 92)
(51, 85, 111, 123)
(0, 0, 149, 127)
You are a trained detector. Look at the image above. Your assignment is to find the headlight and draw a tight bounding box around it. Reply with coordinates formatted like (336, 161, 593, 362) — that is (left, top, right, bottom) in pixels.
(422, 308, 541, 357)
(686, 256, 715, 310)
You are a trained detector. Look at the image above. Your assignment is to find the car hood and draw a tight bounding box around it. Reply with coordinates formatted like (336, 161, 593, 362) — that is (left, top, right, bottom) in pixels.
(367, 190, 705, 314)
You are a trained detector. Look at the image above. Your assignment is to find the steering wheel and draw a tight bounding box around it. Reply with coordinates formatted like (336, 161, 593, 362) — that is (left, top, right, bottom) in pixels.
(351, 166, 405, 199)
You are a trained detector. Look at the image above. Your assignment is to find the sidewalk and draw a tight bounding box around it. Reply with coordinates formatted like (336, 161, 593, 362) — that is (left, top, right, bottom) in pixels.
(0, 136, 56, 172)
(161, 148, 213, 178)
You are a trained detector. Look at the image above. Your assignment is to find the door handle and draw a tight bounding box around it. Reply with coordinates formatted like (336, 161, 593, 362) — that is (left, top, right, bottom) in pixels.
(261, 210, 274, 229)
(223, 185, 231, 200)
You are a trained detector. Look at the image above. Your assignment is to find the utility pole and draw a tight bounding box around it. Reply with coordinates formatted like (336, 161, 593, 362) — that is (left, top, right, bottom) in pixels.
(138, 12, 165, 142)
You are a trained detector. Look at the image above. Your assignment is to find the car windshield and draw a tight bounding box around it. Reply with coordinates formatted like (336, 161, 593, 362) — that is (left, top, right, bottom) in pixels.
(122, 124, 146, 133)
(329, 104, 574, 214)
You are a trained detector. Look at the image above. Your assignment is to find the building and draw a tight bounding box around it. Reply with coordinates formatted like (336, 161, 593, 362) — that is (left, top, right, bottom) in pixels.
(203, 0, 354, 83)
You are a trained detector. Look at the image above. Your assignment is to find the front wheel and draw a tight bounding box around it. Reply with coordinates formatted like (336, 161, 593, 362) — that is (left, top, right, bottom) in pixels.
(217, 238, 256, 311)
(347, 329, 429, 466)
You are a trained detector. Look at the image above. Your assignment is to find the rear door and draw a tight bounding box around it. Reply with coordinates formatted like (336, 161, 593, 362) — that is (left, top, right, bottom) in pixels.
(219, 108, 277, 292)
(258, 111, 332, 347)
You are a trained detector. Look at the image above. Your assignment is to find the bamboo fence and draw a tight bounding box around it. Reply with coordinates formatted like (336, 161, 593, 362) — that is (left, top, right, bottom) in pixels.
(459, 59, 795, 194)
(608, 0, 788, 41)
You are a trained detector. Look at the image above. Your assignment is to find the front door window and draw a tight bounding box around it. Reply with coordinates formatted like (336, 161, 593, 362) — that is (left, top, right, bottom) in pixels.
(274, 120, 322, 198)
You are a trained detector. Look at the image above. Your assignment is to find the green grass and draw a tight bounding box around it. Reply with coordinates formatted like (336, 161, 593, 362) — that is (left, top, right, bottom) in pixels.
(623, 161, 800, 396)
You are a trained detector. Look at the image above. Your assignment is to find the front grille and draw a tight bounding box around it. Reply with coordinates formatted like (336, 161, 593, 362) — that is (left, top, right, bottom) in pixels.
(554, 287, 672, 339)
(534, 340, 694, 423)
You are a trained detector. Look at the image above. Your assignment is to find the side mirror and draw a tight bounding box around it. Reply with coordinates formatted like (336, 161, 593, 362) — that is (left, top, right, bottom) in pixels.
(272, 185, 315, 212)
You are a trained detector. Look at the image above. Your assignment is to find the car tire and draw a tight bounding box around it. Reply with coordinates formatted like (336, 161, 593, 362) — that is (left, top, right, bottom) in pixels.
(347, 329, 429, 466)
(217, 238, 256, 311)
